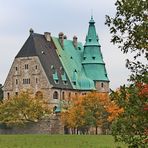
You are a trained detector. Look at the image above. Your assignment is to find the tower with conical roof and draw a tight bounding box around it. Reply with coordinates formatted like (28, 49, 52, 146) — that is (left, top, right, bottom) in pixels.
(82, 16, 109, 92)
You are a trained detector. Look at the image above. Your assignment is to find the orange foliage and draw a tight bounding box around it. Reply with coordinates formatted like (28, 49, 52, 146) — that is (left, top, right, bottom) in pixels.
(61, 91, 122, 129)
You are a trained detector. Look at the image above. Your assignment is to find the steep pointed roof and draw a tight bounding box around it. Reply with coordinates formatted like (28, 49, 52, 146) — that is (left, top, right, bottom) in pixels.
(16, 34, 37, 58)
(15, 33, 73, 89)
(82, 16, 109, 82)
(85, 16, 99, 46)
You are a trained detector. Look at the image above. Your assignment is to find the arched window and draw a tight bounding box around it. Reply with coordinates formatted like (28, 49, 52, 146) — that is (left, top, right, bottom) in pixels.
(101, 83, 104, 88)
(62, 92, 65, 100)
(35, 91, 43, 99)
(53, 91, 58, 99)
(53, 106, 57, 112)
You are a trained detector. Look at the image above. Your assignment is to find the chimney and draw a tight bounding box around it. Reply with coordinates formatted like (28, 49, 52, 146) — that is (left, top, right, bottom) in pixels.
(44, 32, 51, 42)
(64, 35, 67, 39)
(58, 32, 64, 48)
(73, 36, 78, 48)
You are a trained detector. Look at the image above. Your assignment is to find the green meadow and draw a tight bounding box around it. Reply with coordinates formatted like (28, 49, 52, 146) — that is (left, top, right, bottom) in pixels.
(0, 135, 127, 148)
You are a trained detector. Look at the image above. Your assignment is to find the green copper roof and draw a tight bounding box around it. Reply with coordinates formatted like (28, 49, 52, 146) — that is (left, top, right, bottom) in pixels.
(85, 16, 99, 46)
(82, 16, 109, 82)
(53, 71, 58, 80)
(52, 16, 109, 89)
(52, 37, 96, 90)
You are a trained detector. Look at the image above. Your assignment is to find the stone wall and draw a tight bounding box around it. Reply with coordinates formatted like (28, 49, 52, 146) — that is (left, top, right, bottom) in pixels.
(0, 115, 64, 134)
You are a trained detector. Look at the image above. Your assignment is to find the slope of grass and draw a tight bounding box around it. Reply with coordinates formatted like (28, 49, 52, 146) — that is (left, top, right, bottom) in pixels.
(0, 135, 127, 148)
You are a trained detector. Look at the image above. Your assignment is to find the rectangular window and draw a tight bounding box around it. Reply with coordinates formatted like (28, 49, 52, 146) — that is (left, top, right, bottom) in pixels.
(25, 64, 28, 69)
(23, 79, 30, 84)
(16, 79, 18, 85)
(36, 78, 38, 84)
(15, 67, 18, 71)
(35, 65, 38, 69)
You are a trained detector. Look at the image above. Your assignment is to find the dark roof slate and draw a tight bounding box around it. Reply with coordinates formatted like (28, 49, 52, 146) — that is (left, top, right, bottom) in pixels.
(16, 33, 73, 89)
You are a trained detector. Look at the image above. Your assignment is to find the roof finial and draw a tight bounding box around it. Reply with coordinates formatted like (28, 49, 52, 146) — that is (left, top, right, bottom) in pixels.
(91, 9, 93, 19)
(29, 28, 34, 35)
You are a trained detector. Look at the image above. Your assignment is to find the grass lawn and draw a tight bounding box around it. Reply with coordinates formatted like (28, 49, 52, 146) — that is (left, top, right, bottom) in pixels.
(0, 135, 127, 148)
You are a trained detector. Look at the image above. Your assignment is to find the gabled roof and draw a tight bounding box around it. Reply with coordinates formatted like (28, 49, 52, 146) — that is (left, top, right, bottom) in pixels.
(15, 33, 73, 89)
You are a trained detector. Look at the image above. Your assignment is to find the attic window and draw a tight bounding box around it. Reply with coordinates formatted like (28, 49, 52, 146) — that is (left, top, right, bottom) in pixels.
(51, 65, 54, 69)
(74, 69, 77, 72)
(55, 80, 59, 84)
(78, 47, 81, 50)
(73, 81, 76, 85)
(63, 80, 67, 85)
(89, 39, 91, 42)
(70, 56, 73, 59)
(92, 57, 96, 60)
(83, 57, 86, 60)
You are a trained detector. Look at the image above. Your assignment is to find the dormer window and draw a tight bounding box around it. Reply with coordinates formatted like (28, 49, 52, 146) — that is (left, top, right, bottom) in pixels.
(73, 81, 76, 85)
(63, 80, 67, 85)
(89, 39, 91, 42)
(92, 57, 96, 60)
(83, 57, 86, 60)
(78, 47, 81, 50)
(55, 80, 59, 84)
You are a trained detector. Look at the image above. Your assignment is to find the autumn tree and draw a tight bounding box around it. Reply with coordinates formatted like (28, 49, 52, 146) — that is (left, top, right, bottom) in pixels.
(0, 91, 51, 126)
(61, 92, 123, 134)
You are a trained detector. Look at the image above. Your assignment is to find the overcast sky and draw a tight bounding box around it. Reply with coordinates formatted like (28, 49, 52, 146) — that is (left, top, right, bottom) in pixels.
(0, 0, 132, 90)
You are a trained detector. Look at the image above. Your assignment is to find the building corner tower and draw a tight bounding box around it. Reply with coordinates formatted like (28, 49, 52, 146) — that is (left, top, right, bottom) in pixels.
(82, 16, 110, 92)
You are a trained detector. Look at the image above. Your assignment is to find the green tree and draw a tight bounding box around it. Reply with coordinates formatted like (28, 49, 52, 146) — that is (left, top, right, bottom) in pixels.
(0, 91, 51, 126)
(105, 0, 148, 82)
(0, 84, 3, 101)
(105, 0, 148, 147)
(110, 84, 148, 147)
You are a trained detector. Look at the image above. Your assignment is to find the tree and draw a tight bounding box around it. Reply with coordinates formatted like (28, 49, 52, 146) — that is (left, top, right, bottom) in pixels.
(61, 92, 122, 134)
(105, 0, 148, 82)
(0, 84, 3, 101)
(110, 84, 148, 147)
(105, 0, 148, 147)
(0, 91, 51, 126)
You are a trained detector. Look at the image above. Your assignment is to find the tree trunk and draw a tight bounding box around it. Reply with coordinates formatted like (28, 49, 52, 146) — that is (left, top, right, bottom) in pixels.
(95, 126, 98, 135)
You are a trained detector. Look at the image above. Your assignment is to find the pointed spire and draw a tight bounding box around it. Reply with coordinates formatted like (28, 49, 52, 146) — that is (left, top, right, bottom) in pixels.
(89, 14, 95, 24)
(85, 16, 98, 46)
